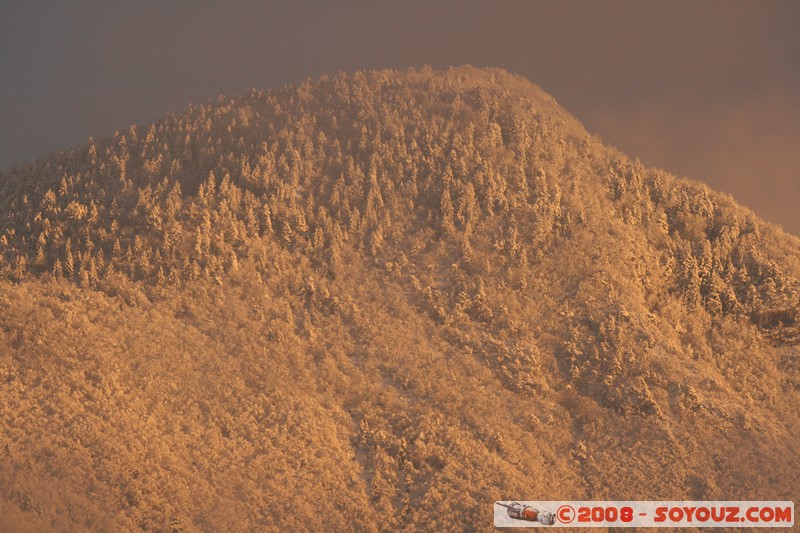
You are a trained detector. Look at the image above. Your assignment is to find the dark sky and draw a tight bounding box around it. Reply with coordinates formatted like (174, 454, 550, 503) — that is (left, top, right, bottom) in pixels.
(2, 1, 799, 234)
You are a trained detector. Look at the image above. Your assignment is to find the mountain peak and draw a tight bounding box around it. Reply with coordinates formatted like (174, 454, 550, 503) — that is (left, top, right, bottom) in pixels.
(1, 67, 799, 529)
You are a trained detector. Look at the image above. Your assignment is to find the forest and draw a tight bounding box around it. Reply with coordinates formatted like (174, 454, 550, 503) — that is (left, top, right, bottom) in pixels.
(1, 66, 798, 531)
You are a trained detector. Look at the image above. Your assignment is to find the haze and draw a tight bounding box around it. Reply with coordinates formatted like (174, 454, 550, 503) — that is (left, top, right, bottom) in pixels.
(1, 1, 799, 234)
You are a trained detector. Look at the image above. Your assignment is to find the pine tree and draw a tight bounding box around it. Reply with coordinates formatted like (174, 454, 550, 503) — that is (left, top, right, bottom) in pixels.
(52, 259, 63, 279)
(78, 265, 90, 287)
(64, 241, 75, 277)
(457, 182, 479, 234)
(439, 184, 455, 235)
(12, 255, 26, 281)
(34, 246, 46, 268)
(88, 258, 98, 286)
(112, 239, 123, 261)
(156, 266, 167, 286)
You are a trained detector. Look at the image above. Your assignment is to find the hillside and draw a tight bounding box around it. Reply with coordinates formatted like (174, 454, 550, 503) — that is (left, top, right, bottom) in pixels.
(1, 66, 799, 531)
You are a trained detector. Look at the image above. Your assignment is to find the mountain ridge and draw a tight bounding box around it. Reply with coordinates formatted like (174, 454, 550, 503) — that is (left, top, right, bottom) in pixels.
(1, 66, 798, 531)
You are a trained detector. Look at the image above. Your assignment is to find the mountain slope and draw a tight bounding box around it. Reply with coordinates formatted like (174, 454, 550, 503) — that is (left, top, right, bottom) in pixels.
(1, 66, 799, 531)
